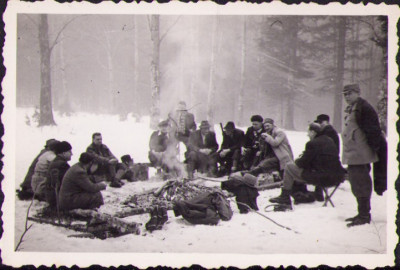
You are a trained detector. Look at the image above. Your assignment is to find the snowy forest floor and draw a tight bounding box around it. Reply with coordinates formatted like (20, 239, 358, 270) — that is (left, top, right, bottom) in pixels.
(13, 108, 387, 254)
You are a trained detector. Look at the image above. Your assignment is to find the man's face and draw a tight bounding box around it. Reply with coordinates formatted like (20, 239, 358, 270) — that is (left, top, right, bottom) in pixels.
(63, 150, 73, 161)
(160, 125, 169, 134)
(307, 129, 315, 139)
(343, 91, 359, 105)
(263, 123, 273, 132)
(93, 135, 102, 146)
(200, 127, 210, 136)
(252, 121, 263, 131)
(225, 129, 233, 136)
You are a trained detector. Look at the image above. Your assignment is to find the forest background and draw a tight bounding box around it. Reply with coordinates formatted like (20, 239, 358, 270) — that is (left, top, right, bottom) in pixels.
(17, 15, 388, 132)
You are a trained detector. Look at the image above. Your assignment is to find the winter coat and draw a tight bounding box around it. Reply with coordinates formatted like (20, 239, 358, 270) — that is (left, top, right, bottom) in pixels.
(320, 124, 340, 153)
(188, 130, 219, 153)
(31, 151, 56, 195)
(86, 143, 117, 165)
(173, 191, 233, 225)
(220, 128, 245, 152)
(59, 163, 105, 211)
(221, 178, 259, 214)
(373, 134, 387, 195)
(149, 131, 176, 153)
(243, 126, 265, 149)
(295, 134, 345, 187)
(169, 110, 196, 137)
(342, 98, 379, 165)
(264, 127, 294, 171)
(44, 155, 70, 207)
(20, 148, 47, 190)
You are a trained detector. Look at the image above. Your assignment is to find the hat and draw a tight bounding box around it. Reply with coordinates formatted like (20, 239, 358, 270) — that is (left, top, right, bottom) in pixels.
(250, 115, 263, 123)
(224, 121, 235, 131)
(199, 120, 210, 129)
(46, 139, 60, 151)
(309, 122, 322, 134)
(343, 84, 360, 94)
(121, 154, 133, 163)
(177, 101, 187, 110)
(79, 152, 94, 164)
(158, 120, 169, 127)
(314, 114, 330, 123)
(263, 118, 274, 125)
(54, 141, 72, 154)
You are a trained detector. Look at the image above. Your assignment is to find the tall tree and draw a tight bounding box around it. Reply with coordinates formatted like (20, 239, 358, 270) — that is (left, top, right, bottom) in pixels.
(149, 15, 161, 129)
(57, 31, 72, 116)
(207, 16, 219, 124)
(38, 14, 56, 126)
(237, 16, 246, 126)
(332, 17, 346, 131)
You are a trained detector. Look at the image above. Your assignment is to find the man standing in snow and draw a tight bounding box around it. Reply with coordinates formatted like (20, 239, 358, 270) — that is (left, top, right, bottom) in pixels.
(187, 120, 219, 178)
(86, 132, 122, 188)
(248, 118, 293, 176)
(342, 84, 386, 227)
(269, 123, 345, 211)
(241, 115, 265, 170)
(17, 138, 58, 200)
(59, 152, 106, 211)
(218, 121, 244, 175)
(44, 141, 73, 209)
(168, 101, 197, 145)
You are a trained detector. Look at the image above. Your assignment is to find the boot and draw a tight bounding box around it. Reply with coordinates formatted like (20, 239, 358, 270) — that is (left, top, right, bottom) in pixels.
(269, 189, 292, 205)
(347, 197, 371, 227)
(155, 206, 168, 230)
(313, 186, 324, 202)
(109, 180, 122, 188)
(145, 206, 159, 232)
(345, 215, 360, 222)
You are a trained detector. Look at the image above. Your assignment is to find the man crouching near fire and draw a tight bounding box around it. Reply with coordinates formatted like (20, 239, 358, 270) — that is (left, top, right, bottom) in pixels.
(269, 123, 345, 211)
(149, 120, 182, 178)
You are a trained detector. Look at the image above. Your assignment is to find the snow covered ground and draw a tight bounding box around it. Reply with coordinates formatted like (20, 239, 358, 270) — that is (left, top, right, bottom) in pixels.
(4, 108, 395, 266)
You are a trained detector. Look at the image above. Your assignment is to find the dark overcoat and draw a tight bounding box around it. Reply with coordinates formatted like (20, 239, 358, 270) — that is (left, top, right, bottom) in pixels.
(188, 130, 219, 153)
(59, 163, 105, 210)
(295, 134, 345, 187)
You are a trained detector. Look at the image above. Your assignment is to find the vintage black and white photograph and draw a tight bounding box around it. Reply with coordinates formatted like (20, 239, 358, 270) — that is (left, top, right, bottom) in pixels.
(1, 1, 398, 268)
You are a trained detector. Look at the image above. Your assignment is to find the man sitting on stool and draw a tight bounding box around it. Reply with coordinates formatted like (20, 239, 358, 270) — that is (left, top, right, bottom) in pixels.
(269, 123, 345, 211)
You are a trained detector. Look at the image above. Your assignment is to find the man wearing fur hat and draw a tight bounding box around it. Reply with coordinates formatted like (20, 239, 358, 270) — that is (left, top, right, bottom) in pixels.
(17, 138, 58, 200)
(241, 115, 265, 170)
(187, 120, 219, 178)
(149, 120, 181, 177)
(86, 132, 122, 188)
(59, 152, 107, 211)
(249, 118, 293, 176)
(269, 123, 345, 211)
(44, 141, 73, 208)
(218, 121, 244, 175)
(342, 84, 387, 227)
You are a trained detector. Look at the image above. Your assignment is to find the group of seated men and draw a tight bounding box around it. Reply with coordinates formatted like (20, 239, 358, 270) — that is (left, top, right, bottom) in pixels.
(17, 132, 141, 211)
(17, 96, 344, 214)
(148, 101, 344, 205)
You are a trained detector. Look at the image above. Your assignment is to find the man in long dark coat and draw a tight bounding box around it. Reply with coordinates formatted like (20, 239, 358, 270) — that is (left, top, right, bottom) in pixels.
(269, 123, 345, 211)
(59, 152, 106, 211)
(187, 120, 219, 178)
(341, 84, 387, 227)
(218, 121, 244, 175)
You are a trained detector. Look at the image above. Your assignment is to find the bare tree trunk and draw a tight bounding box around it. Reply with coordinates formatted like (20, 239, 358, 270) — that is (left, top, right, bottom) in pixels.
(38, 14, 56, 126)
(207, 16, 218, 125)
(350, 19, 360, 82)
(237, 17, 246, 126)
(189, 16, 199, 115)
(150, 15, 161, 129)
(332, 17, 346, 132)
(284, 17, 298, 130)
(133, 16, 140, 119)
(58, 31, 71, 116)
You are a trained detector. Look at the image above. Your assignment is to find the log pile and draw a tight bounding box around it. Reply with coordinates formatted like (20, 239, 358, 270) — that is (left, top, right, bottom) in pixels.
(30, 206, 141, 239)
